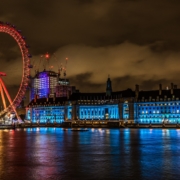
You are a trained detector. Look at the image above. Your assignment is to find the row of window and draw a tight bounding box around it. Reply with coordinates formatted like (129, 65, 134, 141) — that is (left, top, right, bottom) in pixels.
(138, 120, 180, 123)
(138, 103, 179, 106)
(139, 106, 179, 110)
(139, 110, 179, 114)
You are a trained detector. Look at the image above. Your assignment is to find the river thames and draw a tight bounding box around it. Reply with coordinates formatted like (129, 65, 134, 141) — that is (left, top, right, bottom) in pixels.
(0, 128, 180, 180)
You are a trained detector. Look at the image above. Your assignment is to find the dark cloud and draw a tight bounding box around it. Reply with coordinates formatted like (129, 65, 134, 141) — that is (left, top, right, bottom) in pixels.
(69, 72, 104, 92)
(1, 0, 180, 52)
(70, 72, 93, 84)
(113, 75, 174, 92)
(0, 0, 180, 105)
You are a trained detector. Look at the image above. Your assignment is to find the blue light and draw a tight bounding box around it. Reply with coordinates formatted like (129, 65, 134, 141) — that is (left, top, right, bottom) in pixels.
(67, 106, 72, 120)
(136, 101, 180, 124)
(31, 106, 65, 123)
(79, 105, 119, 120)
(123, 102, 129, 120)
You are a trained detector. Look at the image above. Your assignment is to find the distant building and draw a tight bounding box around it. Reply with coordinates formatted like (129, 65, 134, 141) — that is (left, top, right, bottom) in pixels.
(30, 70, 77, 100)
(56, 80, 76, 98)
(26, 71, 180, 124)
(30, 70, 58, 99)
(134, 83, 180, 124)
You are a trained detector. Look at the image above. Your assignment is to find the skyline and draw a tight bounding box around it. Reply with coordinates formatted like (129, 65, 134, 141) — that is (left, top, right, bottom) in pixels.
(0, 0, 180, 101)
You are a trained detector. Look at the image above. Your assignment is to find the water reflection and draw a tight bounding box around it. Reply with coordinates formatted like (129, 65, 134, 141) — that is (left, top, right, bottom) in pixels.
(0, 128, 180, 179)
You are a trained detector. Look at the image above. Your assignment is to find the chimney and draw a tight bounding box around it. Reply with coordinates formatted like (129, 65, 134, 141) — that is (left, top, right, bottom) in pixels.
(149, 96, 152, 101)
(171, 83, 174, 94)
(135, 84, 139, 98)
(159, 84, 162, 95)
(156, 96, 159, 101)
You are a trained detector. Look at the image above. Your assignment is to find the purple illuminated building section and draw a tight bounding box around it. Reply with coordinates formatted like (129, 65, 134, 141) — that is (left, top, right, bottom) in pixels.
(31, 71, 52, 100)
(39, 72, 48, 78)
(38, 72, 50, 98)
(30, 70, 76, 101)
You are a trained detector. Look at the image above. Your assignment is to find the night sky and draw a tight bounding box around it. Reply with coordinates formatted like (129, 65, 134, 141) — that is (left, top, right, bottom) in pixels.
(1, 0, 180, 103)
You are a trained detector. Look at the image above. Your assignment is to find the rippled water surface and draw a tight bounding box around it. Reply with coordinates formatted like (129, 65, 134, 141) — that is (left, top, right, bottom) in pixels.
(1, 128, 180, 180)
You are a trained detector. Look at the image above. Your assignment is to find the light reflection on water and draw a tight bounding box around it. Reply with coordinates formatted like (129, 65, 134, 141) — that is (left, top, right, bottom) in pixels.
(0, 128, 180, 180)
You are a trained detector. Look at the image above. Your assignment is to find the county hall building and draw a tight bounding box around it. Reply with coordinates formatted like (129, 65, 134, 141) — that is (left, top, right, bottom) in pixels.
(26, 70, 180, 125)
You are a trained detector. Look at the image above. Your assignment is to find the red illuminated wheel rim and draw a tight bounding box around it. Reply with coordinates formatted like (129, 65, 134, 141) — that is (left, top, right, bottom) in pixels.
(0, 22, 30, 116)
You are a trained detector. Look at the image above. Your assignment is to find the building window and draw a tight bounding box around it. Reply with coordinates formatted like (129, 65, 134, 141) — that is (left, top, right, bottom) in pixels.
(123, 102, 129, 120)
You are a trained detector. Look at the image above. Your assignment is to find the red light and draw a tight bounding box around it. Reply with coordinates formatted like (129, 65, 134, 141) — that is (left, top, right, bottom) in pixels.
(0, 22, 29, 120)
(0, 72, 6, 76)
(45, 53, 50, 59)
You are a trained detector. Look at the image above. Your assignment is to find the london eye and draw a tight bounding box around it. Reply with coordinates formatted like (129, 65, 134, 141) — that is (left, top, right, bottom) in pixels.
(0, 22, 31, 123)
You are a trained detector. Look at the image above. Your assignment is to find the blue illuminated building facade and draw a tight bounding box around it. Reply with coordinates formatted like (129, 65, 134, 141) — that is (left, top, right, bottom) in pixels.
(31, 70, 58, 100)
(134, 83, 180, 124)
(26, 89, 134, 123)
(26, 71, 180, 124)
(135, 101, 180, 124)
(78, 105, 119, 120)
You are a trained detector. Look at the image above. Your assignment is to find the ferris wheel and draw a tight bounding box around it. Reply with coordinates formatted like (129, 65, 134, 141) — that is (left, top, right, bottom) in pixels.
(0, 22, 31, 121)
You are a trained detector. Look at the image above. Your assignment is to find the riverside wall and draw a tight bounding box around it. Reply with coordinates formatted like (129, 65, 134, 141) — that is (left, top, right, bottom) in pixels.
(10, 121, 180, 129)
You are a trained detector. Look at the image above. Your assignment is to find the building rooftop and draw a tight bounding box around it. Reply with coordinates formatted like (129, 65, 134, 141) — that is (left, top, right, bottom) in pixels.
(137, 89, 180, 100)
